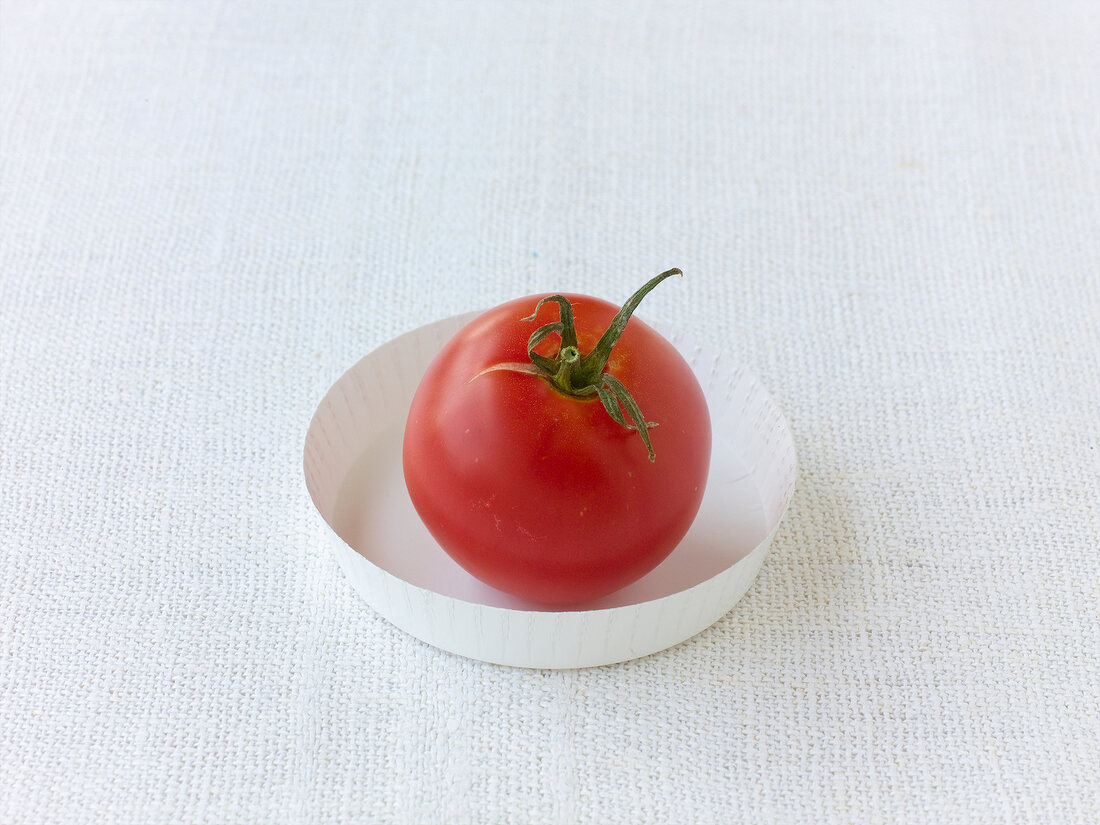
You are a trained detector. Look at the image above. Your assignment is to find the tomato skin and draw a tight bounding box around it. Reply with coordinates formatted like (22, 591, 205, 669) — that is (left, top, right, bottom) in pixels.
(402, 293, 711, 606)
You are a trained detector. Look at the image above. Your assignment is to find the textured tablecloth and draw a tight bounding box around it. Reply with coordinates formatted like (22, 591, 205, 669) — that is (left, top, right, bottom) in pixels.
(2, 1, 1099, 822)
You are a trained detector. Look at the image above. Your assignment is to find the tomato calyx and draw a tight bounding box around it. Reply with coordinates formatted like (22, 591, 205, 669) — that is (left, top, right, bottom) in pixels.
(477, 268, 683, 462)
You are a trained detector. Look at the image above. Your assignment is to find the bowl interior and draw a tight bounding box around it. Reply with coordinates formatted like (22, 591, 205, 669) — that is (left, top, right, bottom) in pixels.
(304, 314, 796, 613)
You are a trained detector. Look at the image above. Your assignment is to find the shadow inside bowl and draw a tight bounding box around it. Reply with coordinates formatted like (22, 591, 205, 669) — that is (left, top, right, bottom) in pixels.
(330, 422, 769, 612)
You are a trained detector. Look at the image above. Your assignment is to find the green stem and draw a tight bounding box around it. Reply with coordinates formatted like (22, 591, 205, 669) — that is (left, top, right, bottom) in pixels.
(549, 345, 582, 392)
(511, 268, 681, 461)
(522, 296, 578, 349)
(576, 268, 681, 386)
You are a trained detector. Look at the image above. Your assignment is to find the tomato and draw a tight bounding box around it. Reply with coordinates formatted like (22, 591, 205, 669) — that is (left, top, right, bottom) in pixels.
(402, 270, 711, 605)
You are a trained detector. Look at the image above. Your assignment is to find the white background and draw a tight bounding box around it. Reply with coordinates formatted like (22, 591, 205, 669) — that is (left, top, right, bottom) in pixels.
(2, 1, 1098, 822)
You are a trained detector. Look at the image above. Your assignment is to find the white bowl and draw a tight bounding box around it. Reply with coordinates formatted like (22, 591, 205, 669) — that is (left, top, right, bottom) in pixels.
(304, 312, 797, 669)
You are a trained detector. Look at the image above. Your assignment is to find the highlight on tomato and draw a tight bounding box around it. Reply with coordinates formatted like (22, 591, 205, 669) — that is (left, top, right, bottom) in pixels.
(402, 269, 711, 606)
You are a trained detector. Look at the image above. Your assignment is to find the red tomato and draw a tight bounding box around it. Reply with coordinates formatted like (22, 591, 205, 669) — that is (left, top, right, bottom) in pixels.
(402, 271, 711, 605)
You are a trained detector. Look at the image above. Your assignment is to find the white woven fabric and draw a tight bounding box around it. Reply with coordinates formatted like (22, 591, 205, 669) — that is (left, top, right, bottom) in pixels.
(2, 1, 1099, 822)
